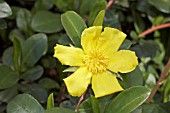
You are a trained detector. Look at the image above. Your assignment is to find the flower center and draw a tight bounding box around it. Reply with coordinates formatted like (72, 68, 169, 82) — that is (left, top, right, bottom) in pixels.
(83, 50, 109, 74)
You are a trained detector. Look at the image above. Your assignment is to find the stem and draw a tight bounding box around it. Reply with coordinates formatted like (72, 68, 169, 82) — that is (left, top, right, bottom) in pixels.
(146, 58, 170, 103)
(75, 89, 88, 112)
(138, 23, 170, 37)
(106, 0, 116, 10)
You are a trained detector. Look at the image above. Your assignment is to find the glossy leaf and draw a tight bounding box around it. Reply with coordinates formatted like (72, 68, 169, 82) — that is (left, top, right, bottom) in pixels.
(141, 103, 168, 113)
(18, 83, 48, 103)
(31, 11, 63, 33)
(78, 97, 93, 113)
(105, 86, 151, 113)
(0, 65, 19, 89)
(44, 107, 76, 113)
(148, 0, 170, 13)
(130, 40, 160, 59)
(7, 93, 44, 113)
(93, 10, 105, 26)
(119, 39, 133, 50)
(119, 66, 143, 89)
(0, 86, 18, 102)
(38, 77, 60, 90)
(13, 37, 21, 72)
(16, 8, 32, 33)
(21, 65, 44, 81)
(63, 66, 78, 72)
(47, 93, 54, 109)
(90, 95, 100, 113)
(0, 1, 12, 18)
(61, 11, 87, 47)
(21, 33, 48, 68)
(2, 47, 13, 68)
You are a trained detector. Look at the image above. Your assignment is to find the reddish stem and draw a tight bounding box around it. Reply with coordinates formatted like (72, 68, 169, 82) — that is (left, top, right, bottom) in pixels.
(146, 58, 170, 103)
(75, 89, 88, 112)
(138, 23, 170, 37)
(106, 0, 116, 10)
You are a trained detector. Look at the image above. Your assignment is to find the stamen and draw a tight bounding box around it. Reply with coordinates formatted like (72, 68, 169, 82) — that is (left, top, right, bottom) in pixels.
(83, 50, 109, 73)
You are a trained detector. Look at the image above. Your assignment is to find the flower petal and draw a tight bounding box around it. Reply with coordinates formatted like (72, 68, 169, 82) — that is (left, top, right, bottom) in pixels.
(92, 72, 123, 98)
(54, 44, 85, 66)
(63, 67, 92, 96)
(107, 50, 138, 73)
(81, 26, 102, 54)
(96, 27, 126, 56)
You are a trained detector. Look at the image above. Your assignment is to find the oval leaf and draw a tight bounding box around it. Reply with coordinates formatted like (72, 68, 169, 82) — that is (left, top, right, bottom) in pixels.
(47, 93, 54, 109)
(61, 11, 87, 47)
(21, 33, 48, 68)
(31, 11, 63, 33)
(21, 65, 44, 81)
(45, 107, 76, 113)
(0, 1, 12, 18)
(7, 93, 44, 113)
(93, 10, 105, 26)
(0, 65, 19, 89)
(105, 86, 151, 113)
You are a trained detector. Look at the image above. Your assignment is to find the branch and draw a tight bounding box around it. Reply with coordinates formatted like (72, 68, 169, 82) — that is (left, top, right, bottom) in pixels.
(146, 58, 170, 103)
(106, 0, 116, 10)
(75, 89, 88, 112)
(138, 23, 170, 37)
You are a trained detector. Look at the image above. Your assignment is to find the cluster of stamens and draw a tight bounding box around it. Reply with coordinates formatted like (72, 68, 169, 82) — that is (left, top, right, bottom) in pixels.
(83, 50, 109, 74)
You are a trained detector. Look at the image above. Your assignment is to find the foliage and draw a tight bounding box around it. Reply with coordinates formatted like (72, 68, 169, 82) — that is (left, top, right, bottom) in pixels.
(0, 0, 170, 113)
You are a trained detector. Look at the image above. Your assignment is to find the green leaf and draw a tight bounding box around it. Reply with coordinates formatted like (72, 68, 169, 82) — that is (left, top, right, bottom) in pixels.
(13, 37, 21, 72)
(31, 11, 63, 33)
(79, 0, 98, 16)
(44, 107, 76, 113)
(2, 47, 13, 68)
(7, 93, 44, 113)
(47, 93, 54, 109)
(0, 65, 19, 89)
(130, 40, 160, 59)
(78, 97, 93, 113)
(98, 95, 113, 113)
(63, 66, 78, 72)
(38, 77, 60, 90)
(104, 86, 151, 113)
(119, 39, 133, 50)
(93, 10, 105, 26)
(21, 33, 48, 68)
(0, 1, 12, 18)
(90, 95, 100, 113)
(0, 86, 18, 102)
(148, 0, 170, 13)
(88, 0, 107, 26)
(18, 83, 48, 103)
(78, 95, 100, 113)
(141, 103, 168, 113)
(119, 66, 143, 89)
(33, 0, 54, 11)
(61, 11, 87, 47)
(16, 8, 32, 34)
(21, 65, 44, 81)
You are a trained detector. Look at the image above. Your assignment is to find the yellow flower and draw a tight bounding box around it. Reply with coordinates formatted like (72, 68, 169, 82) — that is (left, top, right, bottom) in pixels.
(54, 26, 138, 98)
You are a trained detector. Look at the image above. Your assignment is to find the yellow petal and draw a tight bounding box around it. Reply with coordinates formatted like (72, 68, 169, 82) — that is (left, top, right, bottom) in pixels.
(107, 50, 138, 73)
(54, 44, 85, 66)
(92, 72, 123, 98)
(63, 67, 92, 96)
(81, 26, 102, 54)
(96, 27, 126, 56)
